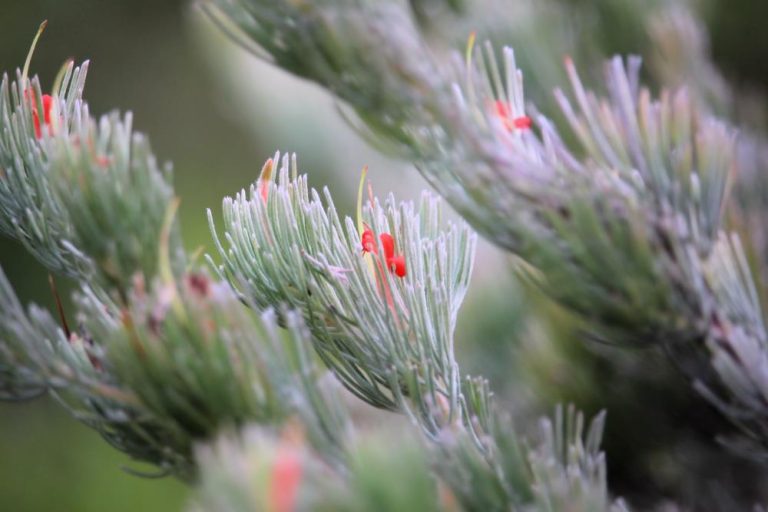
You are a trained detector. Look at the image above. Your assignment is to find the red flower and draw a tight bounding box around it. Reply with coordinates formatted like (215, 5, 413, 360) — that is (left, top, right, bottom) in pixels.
(27, 91, 53, 139)
(494, 100, 531, 132)
(388, 254, 406, 277)
(378, 233, 395, 259)
(494, 100, 510, 120)
(269, 448, 303, 512)
(361, 228, 377, 253)
(360, 228, 406, 278)
(96, 155, 111, 168)
(257, 158, 274, 203)
(258, 181, 269, 203)
(513, 115, 532, 130)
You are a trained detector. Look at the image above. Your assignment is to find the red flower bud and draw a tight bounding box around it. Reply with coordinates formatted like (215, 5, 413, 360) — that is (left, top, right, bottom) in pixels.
(513, 115, 531, 130)
(26, 91, 54, 139)
(258, 180, 269, 203)
(494, 100, 531, 132)
(257, 158, 274, 203)
(388, 254, 406, 277)
(379, 232, 395, 260)
(495, 99, 510, 120)
(269, 448, 302, 512)
(361, 228, 376, 253)
(361, 229, 406, 279)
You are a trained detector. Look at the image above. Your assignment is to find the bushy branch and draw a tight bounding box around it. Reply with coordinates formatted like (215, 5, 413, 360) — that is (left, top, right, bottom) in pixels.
(208, 153, 476, 436)
(1, 266, 350, 479)
(204, 0, 768, 462)
(0, 62, 185, 294)
(207, 153, 624, 509)
(0, 63, 91, 276)
(0, 56, 349, 480)
(4, 3, 764, 508)
(189, 405, 625, 512)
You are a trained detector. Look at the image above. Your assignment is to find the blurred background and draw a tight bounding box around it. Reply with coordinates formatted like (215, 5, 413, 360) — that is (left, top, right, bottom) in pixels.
(0, 0, 767, 510)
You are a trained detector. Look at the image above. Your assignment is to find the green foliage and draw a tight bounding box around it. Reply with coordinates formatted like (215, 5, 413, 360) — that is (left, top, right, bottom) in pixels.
(0, 41, 619, 509)
(0, 56, 352, 480)
(0, 62, 184, 295)
(0, 266, 60, 399)
(49, 112, 183, 294)
(1, 267, 349, 479)
(189, 426, 440, 512)
(189, 405, 623, 512)
(205, 0, 768, 471)
(208, 154, 476, 427)
(3, 0, 768, 509)
(0, 64, 91, 276)
(92, 275, 349, 478)
(206, 153, 623, 510)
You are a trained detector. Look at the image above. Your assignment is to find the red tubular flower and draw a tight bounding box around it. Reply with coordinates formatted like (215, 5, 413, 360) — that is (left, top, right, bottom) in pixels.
(513, 115, 532, 130)
(494, 100, 531, 132)
(360, 228, 406, 278)
(96, 155, 111, 168)
(258, 181, 269, 203)
(388, 254, 406, 277)
(269, 448, 303, 512)
(495, 99, 510, 121)
(25, 90, 54, 139)
(33, 94, 53, 139)
(361, 228, 376, 253)
(39, 94, 52, 135)
(379, 232, 395, 260)
(257, 158, 274, 203)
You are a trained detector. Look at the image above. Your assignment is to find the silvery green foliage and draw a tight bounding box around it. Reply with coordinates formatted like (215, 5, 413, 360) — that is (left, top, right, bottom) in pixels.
(0, 63, 184, 294)
(0, 265, 176, 471)
(208, 153, 477, 438)
(49, 108, 183, 294)
(0, 263, 349, 479)
(527, 407, 626, 512)
(189, 406, 624, 512)
(204, 0, 768, 458)
(0, 270, 117, 408)
(0, 24, 626, 509)
(83, 275, 350, 478)
(207, 154, 625, 509)
(460, 50, 768, 461)
(0, 63, 91, 276)
(0, 57, 349, 479)
(646, 5, 731, 113)
(0, 266, 63, 399)
(189, 426, 440, 512)
(201, 0, 443, 149)
(430, 406, 627, 512)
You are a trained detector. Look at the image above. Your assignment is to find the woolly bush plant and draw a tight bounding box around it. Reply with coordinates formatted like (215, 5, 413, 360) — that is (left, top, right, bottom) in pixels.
(3, 1, 768, 510)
